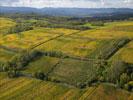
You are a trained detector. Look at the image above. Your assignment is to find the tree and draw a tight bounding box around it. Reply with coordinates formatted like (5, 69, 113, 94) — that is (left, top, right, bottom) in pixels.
(76, 82, 86, 89)
(124, 82, 133, 92)
(7, 70, 19, 78)
(104, 60, 127, 83)
(34, 71, 47, 80)
(119, 73, 129, 87)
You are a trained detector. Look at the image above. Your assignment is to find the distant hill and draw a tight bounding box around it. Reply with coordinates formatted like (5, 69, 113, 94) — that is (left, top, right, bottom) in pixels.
(0, 6, 133, 17)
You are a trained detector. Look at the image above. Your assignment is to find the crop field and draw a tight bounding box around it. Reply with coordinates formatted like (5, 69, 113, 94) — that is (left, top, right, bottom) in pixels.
(0, 48, 15, 62)
(77, 21, 133, 39)
(24, 56, 60, 74)
(49, 58, 98, 86)
(0, 16, 133, 100)
(0, 27, 78, 49)
(36, 36, 101, 57)
(0, 72, 132, 100)
(0, 18, 16, 34)
(110, 41, 133, 64)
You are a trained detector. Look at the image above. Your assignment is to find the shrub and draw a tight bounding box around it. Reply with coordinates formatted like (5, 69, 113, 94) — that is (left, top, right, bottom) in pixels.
(119, 73, 130, 87)
(49, 77, 61, 83)
(76, 82, 86, 89)
(124, 82, 133, 92)
(34, 71, 46, 80)
(0, 61, 10, 72)
(7, 70, 20, 78)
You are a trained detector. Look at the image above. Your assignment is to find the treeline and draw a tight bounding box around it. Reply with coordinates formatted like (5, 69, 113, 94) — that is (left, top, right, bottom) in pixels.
(45, 24, 90, 30)
(1, 13, 132, 23)
(0, 50, 42, 77)
(33, 20, 91, 30)
(43, 51, 67, 58)
(6, 23, 33, 34)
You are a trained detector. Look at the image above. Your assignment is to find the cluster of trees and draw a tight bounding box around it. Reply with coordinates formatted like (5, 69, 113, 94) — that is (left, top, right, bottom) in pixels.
(45, 24, 91, 30)
(91, 21, 104, 26)
(1, 50, 42, 78)
(102, 61, 133, 91)
(72, 60, 133, 91)
(34, 20, 90, 30)
(6, 23, 33, 34)
(9, 50, 42, 70)
(7, 70, 20, 78)
(0, 61, 10, 72)
(33, 72, 62, 83)
(43, 51, 67, 58)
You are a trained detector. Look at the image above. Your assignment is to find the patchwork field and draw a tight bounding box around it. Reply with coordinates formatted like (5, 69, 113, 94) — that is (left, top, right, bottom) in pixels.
(0, 17, 133, 100)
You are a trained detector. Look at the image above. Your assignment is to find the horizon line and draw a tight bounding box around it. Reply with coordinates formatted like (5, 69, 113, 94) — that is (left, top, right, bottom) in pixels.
(0, 6, 133, 9)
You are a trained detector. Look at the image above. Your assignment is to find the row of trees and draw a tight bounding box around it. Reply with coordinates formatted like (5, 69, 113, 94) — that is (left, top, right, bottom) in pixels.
(34, 20, 90, 30)
(6, 23, 33, 34)
(43, 51, 67, 58)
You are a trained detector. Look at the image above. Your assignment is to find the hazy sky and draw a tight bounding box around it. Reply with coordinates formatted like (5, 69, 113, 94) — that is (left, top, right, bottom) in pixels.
(0, 0, 133, 8)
